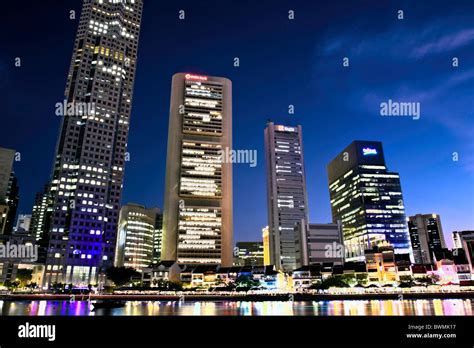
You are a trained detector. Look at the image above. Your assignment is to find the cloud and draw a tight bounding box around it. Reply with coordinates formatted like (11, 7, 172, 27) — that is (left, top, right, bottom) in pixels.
(316, 18, 474, 63)
(412, 28, 474, 58)
(400, 68, 474, 102)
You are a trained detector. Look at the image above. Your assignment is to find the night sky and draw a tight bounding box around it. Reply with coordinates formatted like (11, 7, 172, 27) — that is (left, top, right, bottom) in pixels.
(1, 0, 473, 247)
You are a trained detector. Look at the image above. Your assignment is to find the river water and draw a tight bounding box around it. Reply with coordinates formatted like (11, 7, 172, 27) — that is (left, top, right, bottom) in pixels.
(1, 298, 473, 316)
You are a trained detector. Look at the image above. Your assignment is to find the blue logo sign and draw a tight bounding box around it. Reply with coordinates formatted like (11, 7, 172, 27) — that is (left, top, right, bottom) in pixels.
(362, 147, 378, 156)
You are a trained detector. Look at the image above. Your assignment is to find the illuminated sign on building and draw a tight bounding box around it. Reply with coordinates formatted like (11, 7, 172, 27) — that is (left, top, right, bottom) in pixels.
(362, 147, 378, 156)
(275, 125, 296, 132)
(185, 74, 208, 81)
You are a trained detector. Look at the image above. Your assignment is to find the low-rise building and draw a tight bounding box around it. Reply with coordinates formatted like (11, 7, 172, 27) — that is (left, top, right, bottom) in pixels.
(141, 261, 182, 287)
(433, 249, 472, 284)
(292, 264, 321, 289)
(365, 245, 398, 283)
(411, 264, 434, 279)
(395, 254, 412, 278)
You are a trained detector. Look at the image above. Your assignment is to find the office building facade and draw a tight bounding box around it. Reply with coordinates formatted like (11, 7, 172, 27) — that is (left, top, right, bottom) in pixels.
(297, 221, 344, 266)
(153, 210, 163, 264)
(0, 147, 19, 235)
(0, 148, 15, 201)
(453, 231, 474, 273)
(327, 141, 412, 262)
(408, 214, 446, 265)
(264, 123, 309, 272)
(30, 185, 53, 244)
(14, 214, 32, 233)
(42, 0, 143, 286)
(233, 241, 264, 266)
(162, 73, 233, 267)
(115, 204, 159, 272)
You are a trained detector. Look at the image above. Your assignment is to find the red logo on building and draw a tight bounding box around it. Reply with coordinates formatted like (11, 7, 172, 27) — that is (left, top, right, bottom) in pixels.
(185, 74, 208, 81)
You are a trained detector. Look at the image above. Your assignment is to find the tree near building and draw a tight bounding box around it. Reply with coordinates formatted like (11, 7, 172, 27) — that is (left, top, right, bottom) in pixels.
(16, 269, 33, 287)
(311, 275, 350, 290)
(235, 275, 260, 290)
(417, 274, 440, 285)
(106, 267, 140, 287)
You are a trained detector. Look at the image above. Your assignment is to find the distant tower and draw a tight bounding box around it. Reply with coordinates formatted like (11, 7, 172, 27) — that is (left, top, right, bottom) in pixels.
(408, 214, 446, 264)
(0, 147, 19, 235)
(264, 123, 309, 271)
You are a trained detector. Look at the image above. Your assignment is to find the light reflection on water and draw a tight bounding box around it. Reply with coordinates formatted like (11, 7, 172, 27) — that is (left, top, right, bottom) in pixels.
(0, 299, 473, 316)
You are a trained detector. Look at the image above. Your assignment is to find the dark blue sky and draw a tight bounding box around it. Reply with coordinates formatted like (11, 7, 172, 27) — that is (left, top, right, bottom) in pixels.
(1, 0, 473, 247)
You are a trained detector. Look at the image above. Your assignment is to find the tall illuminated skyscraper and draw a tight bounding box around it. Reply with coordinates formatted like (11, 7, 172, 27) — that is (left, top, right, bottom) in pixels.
(162, 73, 233, 267)
(327, 141, 412, 262)
(264, 123, 309, 272)
(115, 204, 160, 272)
(42, 0, 143, 286)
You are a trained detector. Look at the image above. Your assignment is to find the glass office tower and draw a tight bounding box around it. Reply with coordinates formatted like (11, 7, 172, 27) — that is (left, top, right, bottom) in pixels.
(327, 141, 412, 262)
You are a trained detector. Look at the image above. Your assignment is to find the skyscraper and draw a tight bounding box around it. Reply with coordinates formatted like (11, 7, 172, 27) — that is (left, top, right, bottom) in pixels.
(408, 214, 446, 264)
(42, 0, 143, 287)
(0, 147, 19, 235)
(115, 204, 160, 272)
(327, 141, 412, 262)
(264, 123, 309, 272)
(162, 73, 233, 267)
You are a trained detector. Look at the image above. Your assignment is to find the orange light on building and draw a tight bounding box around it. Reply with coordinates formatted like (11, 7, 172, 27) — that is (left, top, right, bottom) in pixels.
(262, 226, 271, 266)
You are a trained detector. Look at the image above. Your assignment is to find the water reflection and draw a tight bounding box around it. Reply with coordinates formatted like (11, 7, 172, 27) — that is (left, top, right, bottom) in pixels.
(0, 299, 472, 316)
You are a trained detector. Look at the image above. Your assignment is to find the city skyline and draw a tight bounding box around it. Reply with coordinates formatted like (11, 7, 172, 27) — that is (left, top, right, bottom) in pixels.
(1, 4, 474, 342)
(1, 0, 473, 249)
